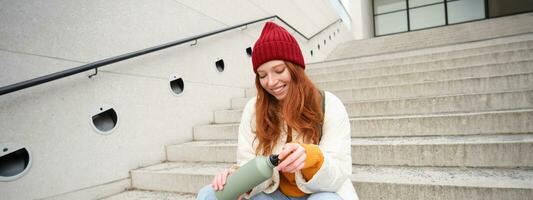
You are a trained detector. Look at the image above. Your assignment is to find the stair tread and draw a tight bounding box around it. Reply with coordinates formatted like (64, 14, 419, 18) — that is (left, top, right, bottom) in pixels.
(329, 72, 533, 92)
(103, 190, 196, 200)
(227, 89, 533, 111)
(219, 92, 533, 113)
(174, 133, 533, 147)
(134, 162, 231, 175)
(350, 108, 533, 120)
(311, 33, 533, 69)
(352, 165, 533, 189)
(209, 108, 533, 124)
(133, 162, 533, 189)
(312, 59, 533, 83)
(351, 133, 533, 145)
(343, 88, 533, 103)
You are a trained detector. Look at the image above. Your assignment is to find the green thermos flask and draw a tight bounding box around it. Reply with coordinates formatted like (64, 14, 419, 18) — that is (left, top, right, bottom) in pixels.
(215, 154, 280, 200)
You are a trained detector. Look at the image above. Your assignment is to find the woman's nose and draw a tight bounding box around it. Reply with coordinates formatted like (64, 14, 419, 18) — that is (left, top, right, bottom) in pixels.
(267, 76, 278, 87)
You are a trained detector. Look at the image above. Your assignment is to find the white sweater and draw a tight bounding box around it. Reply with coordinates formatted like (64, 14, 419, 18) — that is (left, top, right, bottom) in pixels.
(237, 91, 358, 200)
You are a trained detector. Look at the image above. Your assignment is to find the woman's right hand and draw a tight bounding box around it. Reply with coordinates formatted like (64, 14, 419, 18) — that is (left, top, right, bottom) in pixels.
(211, 167, 248, 200)
(211, 168, 231, 191)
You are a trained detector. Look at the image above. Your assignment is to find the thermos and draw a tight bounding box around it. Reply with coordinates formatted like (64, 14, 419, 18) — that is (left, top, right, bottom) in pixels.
(215, 154, 280, 200)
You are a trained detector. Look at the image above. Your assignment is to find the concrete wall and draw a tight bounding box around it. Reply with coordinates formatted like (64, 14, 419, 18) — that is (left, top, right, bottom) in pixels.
(350, 0, 375, 40)
(0, 0, 352, 199)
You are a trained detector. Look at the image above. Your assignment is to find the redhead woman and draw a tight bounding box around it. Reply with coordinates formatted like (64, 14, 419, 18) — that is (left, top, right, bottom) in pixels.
(197, 22, 358, 200)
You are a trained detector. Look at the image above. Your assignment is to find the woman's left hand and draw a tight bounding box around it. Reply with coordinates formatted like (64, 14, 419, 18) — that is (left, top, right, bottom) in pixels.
(276, 143, 307, 173)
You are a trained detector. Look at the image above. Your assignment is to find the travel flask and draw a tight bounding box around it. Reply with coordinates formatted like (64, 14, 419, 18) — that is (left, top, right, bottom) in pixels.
(215, 154, 280, 200)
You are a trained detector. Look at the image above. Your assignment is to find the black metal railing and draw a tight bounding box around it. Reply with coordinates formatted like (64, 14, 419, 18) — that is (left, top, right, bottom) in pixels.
(0, 15, 341, 96)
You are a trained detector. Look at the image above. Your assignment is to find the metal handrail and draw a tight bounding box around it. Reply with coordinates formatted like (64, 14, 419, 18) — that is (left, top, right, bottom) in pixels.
(0, 15, 342, 96)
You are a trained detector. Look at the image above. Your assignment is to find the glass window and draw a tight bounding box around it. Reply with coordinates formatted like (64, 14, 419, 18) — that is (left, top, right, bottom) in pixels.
(409, 4, 445, 30)
(448, 0, 485, 24)
(409, 0, 443, 8)
(375, 11, 408, 35)
(374, 0, 406, 14)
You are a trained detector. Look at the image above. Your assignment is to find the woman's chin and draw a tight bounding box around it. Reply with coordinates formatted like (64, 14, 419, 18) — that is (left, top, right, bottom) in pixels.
(273, 93, 287, 100)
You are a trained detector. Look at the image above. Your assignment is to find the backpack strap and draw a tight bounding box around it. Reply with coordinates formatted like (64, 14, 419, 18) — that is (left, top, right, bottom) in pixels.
(319, 90, 325, 143)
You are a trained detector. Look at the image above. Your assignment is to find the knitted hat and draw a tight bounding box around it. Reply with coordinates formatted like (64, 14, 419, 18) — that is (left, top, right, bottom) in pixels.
(252, 22, 305, 73)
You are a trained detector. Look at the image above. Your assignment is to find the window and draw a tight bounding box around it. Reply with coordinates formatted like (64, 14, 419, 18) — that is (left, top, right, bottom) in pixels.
(373, 0, 491, 36)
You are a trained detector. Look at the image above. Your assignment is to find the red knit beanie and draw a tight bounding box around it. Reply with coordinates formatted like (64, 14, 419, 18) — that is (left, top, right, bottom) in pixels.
(252, 22, 305, 73)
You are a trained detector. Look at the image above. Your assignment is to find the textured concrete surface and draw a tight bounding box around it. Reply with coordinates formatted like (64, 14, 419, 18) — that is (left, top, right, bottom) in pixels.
(131, 162, 231, 194)
(167, 133, 533, 167)
(315, 60, 533, 91)
(309, 38, 533, 76)
(350, 109, 533, 137)
(311, 50, 533, 84)
(197, 109, 533, 138)
(193, 123, 239, 141)
(112, 14, 533, 200)
(328, 13, 533, 60)
(333, 73, 533, 101)
(127, 162, 533, 199)
(216, 89, 533, 123)
(103, 190, 196, 200)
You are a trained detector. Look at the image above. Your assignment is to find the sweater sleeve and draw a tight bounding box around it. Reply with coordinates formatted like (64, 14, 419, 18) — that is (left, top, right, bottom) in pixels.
(295, 91, 352, 193)
(300, 143, 324, 181)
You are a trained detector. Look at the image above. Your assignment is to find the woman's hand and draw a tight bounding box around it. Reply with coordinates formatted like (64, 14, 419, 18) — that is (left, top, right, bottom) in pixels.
(211, 167, 248, 199)
(276, 143, 307, 173)
(211, 168, 231, 191)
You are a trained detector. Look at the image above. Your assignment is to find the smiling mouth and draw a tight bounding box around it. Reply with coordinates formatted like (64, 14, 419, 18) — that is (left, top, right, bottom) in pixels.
(271, 85, 286, 96)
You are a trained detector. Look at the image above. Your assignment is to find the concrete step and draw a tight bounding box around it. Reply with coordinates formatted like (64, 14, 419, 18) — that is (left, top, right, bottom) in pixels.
(131, 162, 231, 194)
(214, 109, 244, 124)
(310, 34, 533, 71)
(327, 13, 533, 60)
(199, 109, 533, 139)
(314, 59, 533, 91)
(231, 97, 249, 109)
(332, 72, 533, 102)
(131, 162, 533, 200)
(308, 41, 533, 76)
(214, 109, 241, 124)
(216, 90, 533, 123)
(167, 140, 236, 163)
(350, 133, 533, 167)
(102, 190, 196, 200)
(246, 71, 533, 100)
(351, 165, 533, 200)
(168, 133, 533, 168)
(345, 89, 533, 117)
(351, 109, 533, 137)
(193, 123, 239, 140)
(245, 87, 256, 98)
(311, 48, 533, 83)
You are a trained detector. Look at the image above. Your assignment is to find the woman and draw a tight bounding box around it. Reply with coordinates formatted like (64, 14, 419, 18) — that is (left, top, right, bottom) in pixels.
(197, 22, 357, 200)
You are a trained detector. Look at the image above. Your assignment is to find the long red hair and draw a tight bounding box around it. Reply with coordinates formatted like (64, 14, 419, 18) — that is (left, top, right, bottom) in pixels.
(254, 61, 323, 156)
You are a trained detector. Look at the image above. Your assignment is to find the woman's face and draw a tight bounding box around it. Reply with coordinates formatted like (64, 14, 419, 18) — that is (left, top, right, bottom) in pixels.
(257, 60, 292, 100)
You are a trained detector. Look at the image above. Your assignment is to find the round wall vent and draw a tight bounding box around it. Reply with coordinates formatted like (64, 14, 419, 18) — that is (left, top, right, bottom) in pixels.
(215, 59, 225, 72)
(246, 47, 252, 57)
(0, 143, 32, 182)
(169, 76, 184, 95)
(91, 106, 119, 134)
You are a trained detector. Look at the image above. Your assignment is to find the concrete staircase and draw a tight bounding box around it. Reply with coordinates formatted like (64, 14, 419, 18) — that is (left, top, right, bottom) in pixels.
(103, 32, 533, 199)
